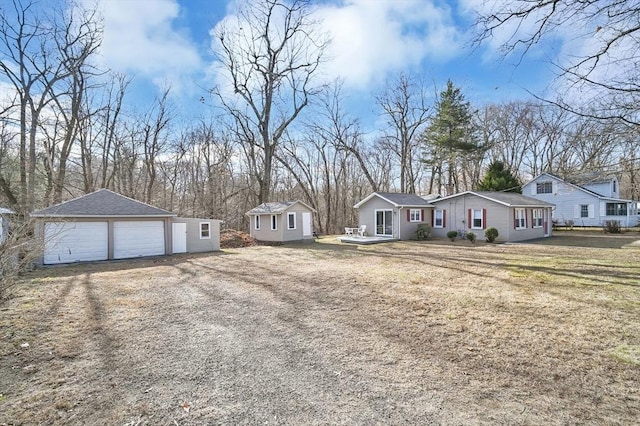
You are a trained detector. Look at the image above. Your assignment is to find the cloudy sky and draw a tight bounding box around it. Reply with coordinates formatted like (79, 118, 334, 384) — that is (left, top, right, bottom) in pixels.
(80, 0, 558, 129)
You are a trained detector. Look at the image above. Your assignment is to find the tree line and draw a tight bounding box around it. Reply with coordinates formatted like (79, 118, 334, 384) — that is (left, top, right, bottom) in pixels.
(1, 0, 638, 235)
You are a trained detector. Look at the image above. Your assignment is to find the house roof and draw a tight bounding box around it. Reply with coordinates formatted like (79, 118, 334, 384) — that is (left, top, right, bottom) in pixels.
(245, 200, 316, 215)
(30, 189, 176, 218)
(527, 172, 635, 202)
(431, 191, 555, 208)
(0, 207, 15, 215)
(354, 192, 434, 208)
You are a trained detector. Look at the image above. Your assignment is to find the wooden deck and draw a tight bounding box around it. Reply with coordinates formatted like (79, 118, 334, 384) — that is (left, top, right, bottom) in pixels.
(336, 235, 398, 245)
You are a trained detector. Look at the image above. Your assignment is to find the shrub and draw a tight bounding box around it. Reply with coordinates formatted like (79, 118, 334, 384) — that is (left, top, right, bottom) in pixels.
(564, 219, 574, 230)
(416, 224, 432, 240)
(485, 227, 499, 243)
(603, 220, 621, 234)
(447, 230, 458, 241)
(466, 231, 476, 243)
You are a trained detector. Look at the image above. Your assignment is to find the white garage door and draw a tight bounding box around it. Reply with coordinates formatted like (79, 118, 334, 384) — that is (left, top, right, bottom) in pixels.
(44, 222, 108, 265)
(113, 221, 165, 259)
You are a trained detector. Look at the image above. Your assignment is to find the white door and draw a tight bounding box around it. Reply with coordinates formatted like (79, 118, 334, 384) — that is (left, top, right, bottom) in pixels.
(172, 222, 187, 253)
(302, 212, 312, 237)
(44, 222, 108, 264)
(113, 221, 165, 259)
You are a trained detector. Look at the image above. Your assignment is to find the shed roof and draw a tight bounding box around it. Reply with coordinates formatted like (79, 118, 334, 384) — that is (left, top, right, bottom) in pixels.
(30, 189, 176, 218)
(245, 200, 316, 215)
(432, 191, 555, 207)
(354, 192, 434, 208)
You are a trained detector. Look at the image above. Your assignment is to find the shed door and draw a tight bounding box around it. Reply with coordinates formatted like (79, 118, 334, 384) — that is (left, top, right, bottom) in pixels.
(113, 221, 165, 259)
(172, 222, 187, 253)
(302, 212, 312, 237)
(44, 222, 108, 264)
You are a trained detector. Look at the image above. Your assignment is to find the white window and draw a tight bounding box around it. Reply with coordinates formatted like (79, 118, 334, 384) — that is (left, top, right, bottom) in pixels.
(536, 182, 552, 194)
(471, 209, 483, 229)
(409, 209, 421, 222)
(515, 208, 526, 229)
(287, 212, 296, 229)
(580, 205, 589, 218)
(533, 209, 543, 228)
(271, 215, 277, 230)
(255, 215, 260, 230)
(200, 222, 211, 239)
(434, 210, 444, 228)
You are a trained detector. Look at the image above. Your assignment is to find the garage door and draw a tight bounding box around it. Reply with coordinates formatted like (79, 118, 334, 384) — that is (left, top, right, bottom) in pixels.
(44, 222, 108, 265)
(113, 221, 165, 259)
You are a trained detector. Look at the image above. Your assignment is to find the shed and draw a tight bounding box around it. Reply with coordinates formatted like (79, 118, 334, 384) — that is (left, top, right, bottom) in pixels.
(429, 191, 554, 242)
(0, 207, 15, 244)
(30, 189, 221, 265)
(354, 192, 433, 240)
(245, 200, 315, 242)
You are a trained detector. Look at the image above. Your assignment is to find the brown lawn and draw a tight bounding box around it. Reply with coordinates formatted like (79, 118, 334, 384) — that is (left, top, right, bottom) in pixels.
(1, 234, 639, 424)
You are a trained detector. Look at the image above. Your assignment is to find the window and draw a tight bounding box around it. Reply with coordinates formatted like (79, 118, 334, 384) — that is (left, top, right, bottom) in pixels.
(606, 203, 627, 216)
(287, 212, 296, 229)
(533, 209, 543, 228)
(199, 222, 211, 239)
(580, 205, 589, 218)
(613, 180, 617, 193)
(254, 215, 260, 230)
(271, 215, 277, 230)
(409, 209, 421, 222)
(515, 208, 526, 229)
(434, 210, 444, 228)
(471, 209, 483, 229)
(536, 181, 553, 194)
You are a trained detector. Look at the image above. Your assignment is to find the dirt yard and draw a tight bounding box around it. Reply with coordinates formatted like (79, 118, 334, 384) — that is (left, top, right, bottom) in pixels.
(1, 234, 639, 424)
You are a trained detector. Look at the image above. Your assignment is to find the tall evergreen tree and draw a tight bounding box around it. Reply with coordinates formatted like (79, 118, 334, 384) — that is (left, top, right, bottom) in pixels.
(422, 80, 482, 195)
(477, 161, 521, 193)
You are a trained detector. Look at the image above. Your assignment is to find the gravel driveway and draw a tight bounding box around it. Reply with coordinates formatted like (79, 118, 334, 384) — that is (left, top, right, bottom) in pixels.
(1, 238, 639, 424)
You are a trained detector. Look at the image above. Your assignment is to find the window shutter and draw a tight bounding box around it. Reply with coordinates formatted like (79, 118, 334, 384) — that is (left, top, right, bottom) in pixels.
(431, 209, 434, 225)
(482, 209, 487, 229)
(468, 209, 471, 229)
(574, 204, 579, 219)
(531, 209, 534, 228)
(588, 204, 595, 219)
(513, 209, 517, 229)
(600, 202, 605, 217)
(525, 209, 529, 228)
(406, 209, 410, 221)
(421, 209, 424, 222)
(531, 184, 537, 195)
(443, 210, 446, 228)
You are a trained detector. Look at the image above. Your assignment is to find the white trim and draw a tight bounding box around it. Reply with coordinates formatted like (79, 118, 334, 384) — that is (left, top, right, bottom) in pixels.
(199, 222, 211, 239)
(374, 209, 394, 236)
(434, 210, 444, 228)
(515, 208, 526, 230)
(409, 209, 421, 223)
(287, 212, 296, 230)
(533, 208, 543, 228)
(471, 209, 483, 230)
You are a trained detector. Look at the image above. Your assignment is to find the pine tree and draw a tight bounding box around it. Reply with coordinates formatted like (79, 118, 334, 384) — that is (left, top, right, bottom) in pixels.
(477, 161, 521, 193)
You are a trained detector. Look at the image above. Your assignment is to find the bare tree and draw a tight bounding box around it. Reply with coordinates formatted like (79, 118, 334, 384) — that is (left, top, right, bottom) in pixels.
(211, 0, 328, 204)
(376, 73, 430, 194)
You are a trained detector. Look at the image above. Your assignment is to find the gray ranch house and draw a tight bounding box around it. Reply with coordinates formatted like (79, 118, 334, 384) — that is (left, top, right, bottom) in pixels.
(523, 172, 638, 227)
(354, 192, 434, 240)
(246, 200, 315, 242)
(429, 191, 554, 242)
(30, 189, 221, 265)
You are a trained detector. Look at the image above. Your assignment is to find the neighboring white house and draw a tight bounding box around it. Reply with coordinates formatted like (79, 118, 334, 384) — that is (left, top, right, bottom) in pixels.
(0, 207, 15, 244)
(30, 189, 221, 265)
(523, 173, 639, 227)
(245, 200, 315, 242)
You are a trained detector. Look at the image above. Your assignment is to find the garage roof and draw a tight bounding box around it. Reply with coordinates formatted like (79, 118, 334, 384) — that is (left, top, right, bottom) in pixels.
(30, 189, 176, 218)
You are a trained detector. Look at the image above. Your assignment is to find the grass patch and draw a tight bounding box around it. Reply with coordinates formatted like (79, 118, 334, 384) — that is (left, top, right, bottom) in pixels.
(609, 344, 640, 366)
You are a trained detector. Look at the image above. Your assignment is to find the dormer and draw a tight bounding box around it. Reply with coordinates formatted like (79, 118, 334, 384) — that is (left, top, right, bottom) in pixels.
(582, 175, 618, 198)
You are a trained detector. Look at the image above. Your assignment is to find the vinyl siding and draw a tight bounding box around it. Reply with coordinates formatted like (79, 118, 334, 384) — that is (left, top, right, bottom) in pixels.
(172, 217, 221, 253)
(249, 205, 314, 242)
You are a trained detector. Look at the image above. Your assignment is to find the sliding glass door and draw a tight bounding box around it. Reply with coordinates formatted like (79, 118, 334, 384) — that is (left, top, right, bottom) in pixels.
(375, 210, 393, 236)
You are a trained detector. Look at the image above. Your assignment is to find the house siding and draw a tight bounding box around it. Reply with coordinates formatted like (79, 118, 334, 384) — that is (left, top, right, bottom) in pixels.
(249, 205, 314, 242)
(356, 196, 432, 240)
(430, 194, 551, 242)
(172, 217, 221, 253)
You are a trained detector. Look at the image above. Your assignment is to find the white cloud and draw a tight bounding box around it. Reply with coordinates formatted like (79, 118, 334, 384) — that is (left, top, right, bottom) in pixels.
(84, 0, 203, 95)
(315, 0, 461, 90)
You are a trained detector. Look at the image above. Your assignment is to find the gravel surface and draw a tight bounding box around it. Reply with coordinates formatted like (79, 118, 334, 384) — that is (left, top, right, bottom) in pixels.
(1, 236, 639, 424)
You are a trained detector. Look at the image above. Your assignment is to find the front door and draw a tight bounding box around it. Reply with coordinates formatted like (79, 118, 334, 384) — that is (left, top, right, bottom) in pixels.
(302, 212, 312, 237)
(172, 222, 187, 253)
(375, 210, 393, 236)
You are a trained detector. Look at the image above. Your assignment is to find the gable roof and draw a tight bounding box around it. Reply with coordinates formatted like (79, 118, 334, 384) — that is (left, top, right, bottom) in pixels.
(245, 200, 316, 215)
(30, 189, 175, 218)
(526, 172, 634, 202)
(431, 191, 554, 208)
(354, 192, 434, 208)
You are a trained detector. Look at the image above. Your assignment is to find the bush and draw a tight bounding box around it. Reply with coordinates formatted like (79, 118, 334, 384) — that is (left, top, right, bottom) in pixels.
(416, 224, 431, 240)
(564, 219, 574, 230)
(466, 231, 476, 243)
(603, 220, 621, 234)
(485, 227, 499, 243)
(447, 230, 458, 241)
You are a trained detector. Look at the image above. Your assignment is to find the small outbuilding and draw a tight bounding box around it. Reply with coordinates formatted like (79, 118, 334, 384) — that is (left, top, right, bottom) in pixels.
(354, 192, 434, 240)
(429, 191, 554, 242)
(245, 200, 315, 242)
(0, 207, 15, 244)
(30, 189, 221, 265)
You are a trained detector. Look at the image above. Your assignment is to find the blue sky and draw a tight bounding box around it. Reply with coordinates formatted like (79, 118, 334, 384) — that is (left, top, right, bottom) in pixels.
(81, 0, 560, 131)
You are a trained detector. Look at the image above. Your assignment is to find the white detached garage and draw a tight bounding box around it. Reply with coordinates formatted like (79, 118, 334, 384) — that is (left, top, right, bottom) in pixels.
(31, 189, 221, 265)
